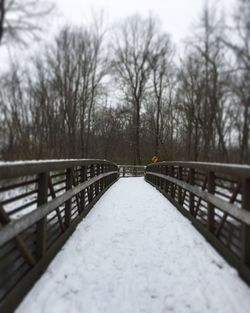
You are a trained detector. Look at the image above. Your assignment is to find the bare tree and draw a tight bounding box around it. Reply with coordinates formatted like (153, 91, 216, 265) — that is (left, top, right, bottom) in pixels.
(112, 15, 157, 165)
(0, 0, 54, 46)
(149, 33, 173, 157)
(221, 0, 250, 163)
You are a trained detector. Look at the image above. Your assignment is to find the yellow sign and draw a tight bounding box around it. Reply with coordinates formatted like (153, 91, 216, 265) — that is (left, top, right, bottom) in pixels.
(151, 156, 159, 163)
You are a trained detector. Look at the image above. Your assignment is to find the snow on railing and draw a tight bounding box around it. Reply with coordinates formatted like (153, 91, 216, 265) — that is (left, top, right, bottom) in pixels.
(145, 161, 250, 284)
(0, 159, 119, 313)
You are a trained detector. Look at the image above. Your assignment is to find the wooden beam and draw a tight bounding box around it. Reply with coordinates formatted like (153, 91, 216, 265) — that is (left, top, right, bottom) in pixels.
(48, 176, 65, 232)
(36, 172, 48, 259)
(0, 205, 36, 266)
(0, 171, 118, 247)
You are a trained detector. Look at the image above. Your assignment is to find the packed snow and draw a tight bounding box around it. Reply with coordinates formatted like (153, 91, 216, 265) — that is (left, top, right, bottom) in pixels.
(16, 178, 250, 313)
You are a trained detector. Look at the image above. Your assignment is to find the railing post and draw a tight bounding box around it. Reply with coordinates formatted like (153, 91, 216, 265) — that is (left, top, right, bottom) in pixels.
(36, 172, 48, 259)
(170, 166, 175, 199)
(65, 168, 73, 227)
(96, 164, 100, 195)
(241, 178, 250, 266)
(165, 165, 168, 193)
(160, 166, 164, 190)
(189, 168, 195, 215)
(178, 167, 183, 204)
(100, 164, 104, 191)
(207, 171, 215, 232)
(80, 166, 87, 211)
(89, 164, 94, 202)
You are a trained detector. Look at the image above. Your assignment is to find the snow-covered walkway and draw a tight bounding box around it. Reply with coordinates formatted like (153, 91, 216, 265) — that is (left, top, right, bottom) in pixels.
(16, 178, 250, 313)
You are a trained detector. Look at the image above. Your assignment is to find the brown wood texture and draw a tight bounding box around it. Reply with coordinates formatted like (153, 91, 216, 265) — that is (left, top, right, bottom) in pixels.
(145, 162, 250, 284)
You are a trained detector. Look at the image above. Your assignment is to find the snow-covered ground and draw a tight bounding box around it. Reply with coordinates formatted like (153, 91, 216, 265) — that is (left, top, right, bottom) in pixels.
(16, 178, 250, 313)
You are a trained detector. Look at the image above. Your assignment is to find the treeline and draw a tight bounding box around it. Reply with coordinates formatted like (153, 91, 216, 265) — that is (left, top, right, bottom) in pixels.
(0, 0, 250, 164)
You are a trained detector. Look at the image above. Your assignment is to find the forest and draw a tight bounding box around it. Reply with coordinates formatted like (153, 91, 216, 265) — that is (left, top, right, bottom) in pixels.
(0, 0, 249, 165)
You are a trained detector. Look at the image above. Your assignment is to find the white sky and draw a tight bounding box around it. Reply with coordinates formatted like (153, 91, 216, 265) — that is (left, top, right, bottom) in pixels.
(51, 0, 237, 44)
(0, 0, 237, 72)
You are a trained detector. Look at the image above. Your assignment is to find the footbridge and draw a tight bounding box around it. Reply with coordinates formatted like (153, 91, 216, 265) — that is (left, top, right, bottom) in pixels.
(0, 160, 250, 312)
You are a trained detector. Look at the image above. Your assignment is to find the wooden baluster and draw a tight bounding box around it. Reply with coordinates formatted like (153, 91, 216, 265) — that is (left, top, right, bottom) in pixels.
(36, 172, 48, 259)
(207, 171, 215, 233)
(189, 168, 195, 215)
(48, 176, 65, 232)
(65, 168, 73, 228)
(161, 166, 164, 190)
(0, 204, 36, 266)
(241, 178, 250, 266)
(170, 166, 175, 199)
(194, 175, 208, 217)
(215, 182, 241, 237)
(165, 166, 168, 193)
(96, 164, 100, 195)
(100, 164, 104, 191)
(72, 170, 81, 215)
(80, 166, 87, 211)
(178, 167, 183, 204)
(89, 164, 94, 202)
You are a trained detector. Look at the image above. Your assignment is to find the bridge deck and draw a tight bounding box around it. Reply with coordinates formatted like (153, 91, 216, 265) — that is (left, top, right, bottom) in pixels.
(16, 178, 250, 313)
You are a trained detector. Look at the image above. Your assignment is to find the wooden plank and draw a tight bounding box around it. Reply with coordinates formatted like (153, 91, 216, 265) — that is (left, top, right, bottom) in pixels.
(215, 182, 241, 237)
(145, 178, 250, 285)
(88, 165, 94, 203)
(65, 168, 73, 228)
(80, 166, 87, 211)
(0, 205, 36, 266)
(180, 172, 190, 205)
(36, 172, 48, 259)
(189, 168, 195, 215)
(0, 160, 118, 180)
(72, 171, 82, 215)
(48, 177, 65, 232)
(0, 171, 118, 247)
(178, 167, 183, 204)
(0, 179, 118, 313)
(194, 175, 208, 217)
(100, 164, 104, 191)
(146, 161, 250, 178)
(146, 172, 250, 225)
(241, 178, 250, 266)
(207, 171, 215, 232)
(170, 166, 175, 199)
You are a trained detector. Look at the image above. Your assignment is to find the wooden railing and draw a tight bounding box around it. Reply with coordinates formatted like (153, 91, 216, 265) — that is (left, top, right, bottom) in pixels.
(119, 165, 145, 177)
(145, 161, 250, 284)
(0, 159, 118, 313)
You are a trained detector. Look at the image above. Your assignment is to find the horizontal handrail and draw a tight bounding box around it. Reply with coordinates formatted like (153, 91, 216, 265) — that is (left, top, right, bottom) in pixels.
(118, 165, 146, 168)
(145, 161, 250, 284)
(0, 171, 117, 247)
(147, 172, 250, 225)
(0, 159, 119, 313)
(147, 161, 250, 177)
(0, 159, 116, 179)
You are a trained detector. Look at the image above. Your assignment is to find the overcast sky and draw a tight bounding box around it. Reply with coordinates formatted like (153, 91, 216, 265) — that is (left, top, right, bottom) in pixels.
(51, 0, 237, 44)
(0, 0, 237, 72)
